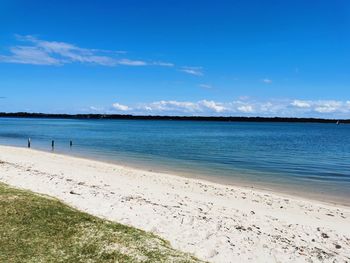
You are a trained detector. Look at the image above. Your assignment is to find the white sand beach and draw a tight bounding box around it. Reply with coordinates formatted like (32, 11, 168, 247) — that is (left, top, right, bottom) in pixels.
(0, 145, 349, 262)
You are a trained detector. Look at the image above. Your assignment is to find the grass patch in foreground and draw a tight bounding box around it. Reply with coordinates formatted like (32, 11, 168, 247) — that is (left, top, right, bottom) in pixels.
(0, 183, 201, 263)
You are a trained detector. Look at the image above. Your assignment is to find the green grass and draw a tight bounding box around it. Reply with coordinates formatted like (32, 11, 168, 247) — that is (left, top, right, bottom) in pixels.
(0, 183, 202, 263)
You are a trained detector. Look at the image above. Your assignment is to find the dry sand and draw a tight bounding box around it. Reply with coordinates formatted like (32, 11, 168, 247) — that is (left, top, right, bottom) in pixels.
(0, 145, 349, 262)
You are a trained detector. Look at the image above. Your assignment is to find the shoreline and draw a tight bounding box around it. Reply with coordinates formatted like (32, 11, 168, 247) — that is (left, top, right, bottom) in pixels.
(1, 143, 349, 207)
(0, 145, 349, 262)
(49, 155, 350, 208)
(1, 114, 349, 124)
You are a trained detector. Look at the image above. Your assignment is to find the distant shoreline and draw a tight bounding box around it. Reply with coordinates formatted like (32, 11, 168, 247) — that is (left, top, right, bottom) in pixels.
(0, 112, 348, 123)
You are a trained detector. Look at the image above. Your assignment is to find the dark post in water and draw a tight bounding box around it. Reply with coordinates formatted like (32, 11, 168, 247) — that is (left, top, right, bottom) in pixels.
(28, 138, 31, 148)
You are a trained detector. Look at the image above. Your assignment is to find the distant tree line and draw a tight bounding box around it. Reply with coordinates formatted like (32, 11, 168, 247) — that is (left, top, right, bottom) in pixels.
(0, 112, 348, 124)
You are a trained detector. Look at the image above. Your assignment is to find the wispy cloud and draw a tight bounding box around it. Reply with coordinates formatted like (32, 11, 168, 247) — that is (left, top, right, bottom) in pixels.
(117, 59, 147, 66)
(198, 84, 213, 89)
(180, 66, 204, 76)
(103, 99, 350, 117)
(0, 35, 206, 76)
(238, 96, 250, 100)
(0, 35, 175, 68)
(262, 78, 272, 84)
(5, 35, 120, 66)
(0, 46, 62, 65)
(89, 106, 104, 112)
(152, 61, 174, 67)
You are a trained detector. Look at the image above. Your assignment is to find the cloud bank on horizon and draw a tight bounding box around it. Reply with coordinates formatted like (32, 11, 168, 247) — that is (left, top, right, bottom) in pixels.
(86, 99, 350, 118)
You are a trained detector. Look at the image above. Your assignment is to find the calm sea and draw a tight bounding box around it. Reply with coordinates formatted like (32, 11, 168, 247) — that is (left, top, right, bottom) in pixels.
(0, 118, 349, 204)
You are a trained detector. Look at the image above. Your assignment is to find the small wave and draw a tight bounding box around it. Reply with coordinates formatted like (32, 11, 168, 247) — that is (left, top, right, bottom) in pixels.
(0, 133, 29, 139)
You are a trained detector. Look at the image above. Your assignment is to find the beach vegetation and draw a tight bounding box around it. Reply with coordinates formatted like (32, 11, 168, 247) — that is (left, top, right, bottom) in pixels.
(0, 183, 202, 263)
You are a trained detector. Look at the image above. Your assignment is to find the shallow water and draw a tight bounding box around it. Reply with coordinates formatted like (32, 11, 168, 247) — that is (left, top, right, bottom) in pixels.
(0, 118, 349, 204)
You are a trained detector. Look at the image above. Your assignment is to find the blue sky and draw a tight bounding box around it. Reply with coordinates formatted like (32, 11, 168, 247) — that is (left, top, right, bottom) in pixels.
(0, 0, 350, 117)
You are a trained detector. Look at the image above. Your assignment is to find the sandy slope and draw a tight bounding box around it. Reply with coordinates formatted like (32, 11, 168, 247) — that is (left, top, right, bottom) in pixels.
(0, 145, 349, 262)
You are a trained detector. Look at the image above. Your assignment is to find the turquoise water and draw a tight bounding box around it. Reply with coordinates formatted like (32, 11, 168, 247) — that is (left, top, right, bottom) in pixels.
(0, 118, 349, 203)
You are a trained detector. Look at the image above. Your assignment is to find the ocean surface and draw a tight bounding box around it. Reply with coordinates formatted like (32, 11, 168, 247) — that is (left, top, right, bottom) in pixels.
(0, 118, 349, 204)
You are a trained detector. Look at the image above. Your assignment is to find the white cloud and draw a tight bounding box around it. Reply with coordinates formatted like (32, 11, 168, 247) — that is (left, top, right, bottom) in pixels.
(105, 99, 350, 117)
(199, 100, 226, 112)
(1, 35, 207, 79)
(152, 61, 174, 67)
(117, 59, 147, 66)
(314, 101, 342, 113)
(291, 100, 345, 114)
(260, 102, 285, 114)
(89, 106, 104, 112)
(238, 96, 249, 100)
(237, 105, 254, 113)
(346, 101, 350, 108)
(199, 84, 212, 89)
(112, 102, 131, 111)
(0, 35, 178, 68)
(262, 78, 272, 84)
(142, 100, 200, 113)
(291, 100, 311, 108)
(0, 46, 61, 65)
(14, 35, 119, 66)
(180, 66, 203, 76)
(138, 100, 225, 114)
